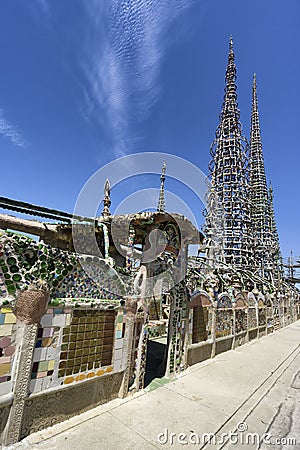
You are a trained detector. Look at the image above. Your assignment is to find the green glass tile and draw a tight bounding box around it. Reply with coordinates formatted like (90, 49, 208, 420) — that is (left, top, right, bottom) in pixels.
(73, 366, 80, 374)
(83, 339, 90, 348)
(62, 334, 70, 343)
(38, 360, 48, 372)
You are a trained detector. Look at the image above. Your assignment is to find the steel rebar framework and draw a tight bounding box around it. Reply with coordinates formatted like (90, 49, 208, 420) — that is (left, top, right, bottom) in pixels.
(204, 37, 253, 271)
(268, 182, 284, 284)
(249, 74, 273, 279)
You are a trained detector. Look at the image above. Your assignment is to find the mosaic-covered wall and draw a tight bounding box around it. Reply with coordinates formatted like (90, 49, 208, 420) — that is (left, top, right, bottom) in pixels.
(188, 291, 212, 344)
(0, 304, 127, 395)
(0, 306, 16, 392)
(216, 295, 233, 338)
(28, 305, 126, 394)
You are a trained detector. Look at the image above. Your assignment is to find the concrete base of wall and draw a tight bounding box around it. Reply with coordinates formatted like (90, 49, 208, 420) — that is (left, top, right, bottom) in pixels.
(233, 331, 247, 348)
(215, 336, 234, 355)
(258, 326, 266, 339)
(19, 371, 124, 439)
(187, 342, 213, 366)
(249, 328, 258, 341)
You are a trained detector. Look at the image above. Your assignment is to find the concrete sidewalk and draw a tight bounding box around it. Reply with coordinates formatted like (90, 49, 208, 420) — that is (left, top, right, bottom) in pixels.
(8, 322, 300, 450)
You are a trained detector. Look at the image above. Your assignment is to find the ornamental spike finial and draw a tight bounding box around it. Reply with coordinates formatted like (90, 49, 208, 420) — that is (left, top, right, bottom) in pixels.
(101, 178, 111, 218)
(157, 161, 166, 213)
(229, 35, 233, 52)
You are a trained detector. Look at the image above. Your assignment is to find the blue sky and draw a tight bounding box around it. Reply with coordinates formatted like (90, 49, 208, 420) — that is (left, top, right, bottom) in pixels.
(0, 0, 299, 260)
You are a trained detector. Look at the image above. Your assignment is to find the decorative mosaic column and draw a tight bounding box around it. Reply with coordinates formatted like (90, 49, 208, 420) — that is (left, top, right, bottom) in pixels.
(165, 281, 189, 376)
(210, 305, 217, 358)
(3, 288, 49, 445)
(126, 226, 135, 271)
(118, 298, 136, 398)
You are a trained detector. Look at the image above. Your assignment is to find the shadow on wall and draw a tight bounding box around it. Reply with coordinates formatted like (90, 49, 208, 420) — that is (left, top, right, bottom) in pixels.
(144, 340, 167, 387)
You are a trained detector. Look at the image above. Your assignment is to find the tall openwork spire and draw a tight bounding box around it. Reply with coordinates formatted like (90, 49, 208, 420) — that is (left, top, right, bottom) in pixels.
(268, 182, 283, 284)
(204, 37, 253, 270)
(157, 161, 166, 213)
(249, 74, 272, 278)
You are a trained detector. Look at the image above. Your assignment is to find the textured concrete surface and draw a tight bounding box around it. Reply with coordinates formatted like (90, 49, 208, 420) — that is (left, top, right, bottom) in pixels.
(5, 321, 300, 450)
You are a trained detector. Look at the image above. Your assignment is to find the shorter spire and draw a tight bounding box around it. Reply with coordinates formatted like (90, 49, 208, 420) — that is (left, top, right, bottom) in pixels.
(101, 178, 111, 218)
(268, 181, 283, 283)
(157, 161, 166, 213)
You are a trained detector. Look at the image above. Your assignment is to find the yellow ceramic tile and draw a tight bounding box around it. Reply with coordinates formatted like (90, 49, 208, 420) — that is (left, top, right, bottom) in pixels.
(0, 363, 11, 376)
(66, 314, 71, 326)
(116, 323, 123, 331)
(87, 372, 95, 379)
(1, 308, 12, 314)
(96, 369, 105, 377)
(75, 374, 85, 382)
(4, 313, 16, 324)
(48, 360, 55, 371)
(105, 366, 113, 373)
(64, 376, 74, 384)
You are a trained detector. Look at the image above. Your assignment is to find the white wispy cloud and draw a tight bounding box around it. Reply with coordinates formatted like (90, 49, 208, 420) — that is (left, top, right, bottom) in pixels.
(82, 0, 195, 157)
(0, 110, 27, 148)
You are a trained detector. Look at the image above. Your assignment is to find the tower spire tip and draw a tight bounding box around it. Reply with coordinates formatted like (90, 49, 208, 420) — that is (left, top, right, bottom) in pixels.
(157, 161, 166, 213)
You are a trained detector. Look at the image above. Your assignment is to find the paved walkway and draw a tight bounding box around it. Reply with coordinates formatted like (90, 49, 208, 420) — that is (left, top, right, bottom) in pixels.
(8, 322, 300, 450)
